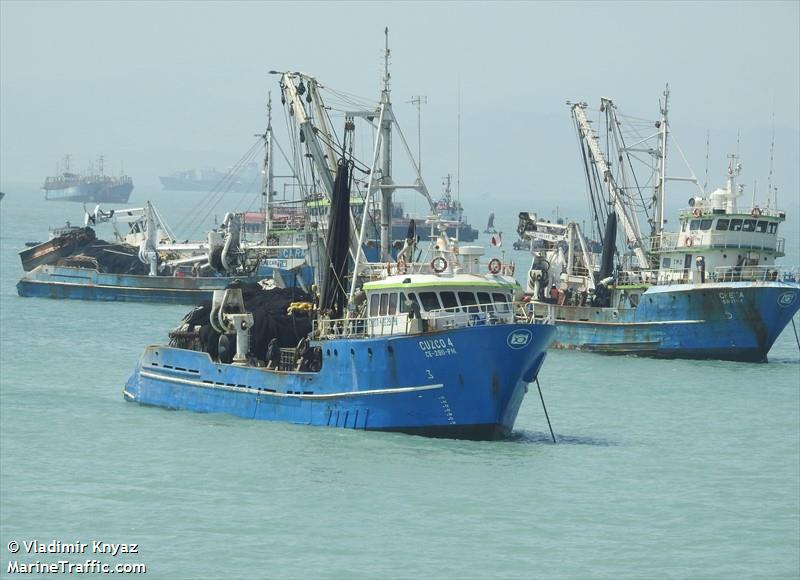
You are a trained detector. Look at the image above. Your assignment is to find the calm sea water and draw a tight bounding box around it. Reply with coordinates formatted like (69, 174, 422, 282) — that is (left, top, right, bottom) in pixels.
(1, 185, 798, 579)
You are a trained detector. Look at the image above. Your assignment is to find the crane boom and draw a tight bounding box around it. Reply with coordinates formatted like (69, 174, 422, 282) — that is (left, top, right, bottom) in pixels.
(571, 102, 650, 269)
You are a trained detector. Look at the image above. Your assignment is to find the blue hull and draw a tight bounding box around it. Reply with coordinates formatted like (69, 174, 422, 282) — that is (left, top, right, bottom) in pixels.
(544, 281, 800, 362)
(17, 264, 315, 305)
(124, 323, 555, 439)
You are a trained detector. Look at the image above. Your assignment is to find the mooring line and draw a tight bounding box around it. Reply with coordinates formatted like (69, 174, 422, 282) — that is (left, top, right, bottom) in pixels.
(535, 378, 556, 444)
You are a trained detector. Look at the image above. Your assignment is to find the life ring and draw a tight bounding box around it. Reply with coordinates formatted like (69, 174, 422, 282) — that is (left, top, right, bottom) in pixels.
(488, 258, 502, 274)
(397, 257, 408, 274)
(431, 257, 447, 273)
(685, 237, 693, 247)
(692, 208, 702, 218)
(751, 207, 762, 218)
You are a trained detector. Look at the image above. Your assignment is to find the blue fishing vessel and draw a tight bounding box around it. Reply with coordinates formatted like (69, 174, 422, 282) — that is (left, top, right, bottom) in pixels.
(18, 99, 315, 303)
(124, 49, 555, 438)
(521, 89, 799, 362)
(124, 272, 554, 438)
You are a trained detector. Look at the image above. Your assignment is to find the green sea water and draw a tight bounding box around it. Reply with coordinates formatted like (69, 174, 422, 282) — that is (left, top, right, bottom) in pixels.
(1, 185, 798, 579)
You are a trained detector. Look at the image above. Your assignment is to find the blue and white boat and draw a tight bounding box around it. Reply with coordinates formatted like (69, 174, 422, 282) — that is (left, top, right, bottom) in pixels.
(17, 99, 315, 303)
(124, 261, 554, 438)
(124, 48, 555, 438)
(521, 89, 799, 362)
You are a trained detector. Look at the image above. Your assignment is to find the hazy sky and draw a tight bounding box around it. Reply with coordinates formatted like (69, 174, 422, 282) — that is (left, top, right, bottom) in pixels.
(1, 1, 798, 222)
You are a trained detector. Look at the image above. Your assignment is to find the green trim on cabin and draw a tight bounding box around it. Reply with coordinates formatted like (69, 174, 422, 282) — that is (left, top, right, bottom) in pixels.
(363, 280, 518, 292)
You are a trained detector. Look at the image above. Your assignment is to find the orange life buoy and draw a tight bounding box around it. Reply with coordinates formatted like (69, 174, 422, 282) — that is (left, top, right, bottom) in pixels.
(685, 237, 693, 247)
(431, 257, 447, 273)
(751, 207, 762, 218)
(692, 208, 702, 218)
(397, 257, 408, 274)
(488, 258, 502, 274)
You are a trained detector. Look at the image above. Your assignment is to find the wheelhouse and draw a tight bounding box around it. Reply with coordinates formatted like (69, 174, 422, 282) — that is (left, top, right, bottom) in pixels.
(360, 276, 519, 336)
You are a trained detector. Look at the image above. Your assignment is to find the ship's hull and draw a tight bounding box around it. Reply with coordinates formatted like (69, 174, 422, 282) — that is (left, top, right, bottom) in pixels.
(124, 323, 555, 439)
(159, 176, 257, 194)
(17, 264, 314, 304)
(538, 281, 800, 362)
(44, 182, 133, 203)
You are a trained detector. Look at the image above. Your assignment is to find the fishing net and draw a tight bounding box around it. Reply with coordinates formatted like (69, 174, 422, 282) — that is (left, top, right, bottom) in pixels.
(170, 282, 315, 368)
(57, 239, 150, 274)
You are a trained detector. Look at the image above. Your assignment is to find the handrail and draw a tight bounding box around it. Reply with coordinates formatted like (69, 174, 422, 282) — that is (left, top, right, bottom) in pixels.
(617, 265, 799, 285)
(312, 300, 536, 338)
(650, 232, 785, 254)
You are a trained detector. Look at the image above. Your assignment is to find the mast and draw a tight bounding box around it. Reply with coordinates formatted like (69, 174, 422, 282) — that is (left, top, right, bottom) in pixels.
(260, 93, 274, 241)
(379, 27, 395, 261)
(654, 84, 669, 241)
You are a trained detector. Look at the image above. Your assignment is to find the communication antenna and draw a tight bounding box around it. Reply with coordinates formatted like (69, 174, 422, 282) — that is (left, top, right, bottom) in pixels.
(703, 129, 710, 192)
(736, 129, 741, 158)
(408, 95, 427, 172)
(457, 78, 461, 203)
(767, 109, 776, 207)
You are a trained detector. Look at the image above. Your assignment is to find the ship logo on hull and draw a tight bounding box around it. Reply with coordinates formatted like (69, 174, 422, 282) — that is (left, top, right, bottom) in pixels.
(507, 329, 532, 349)
(778, 290, 797, 308)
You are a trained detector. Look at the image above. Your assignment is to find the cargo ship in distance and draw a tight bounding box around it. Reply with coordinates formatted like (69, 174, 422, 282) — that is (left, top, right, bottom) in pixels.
(159, 163, 261, 193)
(44, 155, 133, 203)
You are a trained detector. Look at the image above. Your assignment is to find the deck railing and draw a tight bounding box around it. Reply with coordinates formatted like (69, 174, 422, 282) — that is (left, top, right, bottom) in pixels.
(650, 232, 785, 254)
(578, 265, 799, 288)
(312, 300, 544, 339)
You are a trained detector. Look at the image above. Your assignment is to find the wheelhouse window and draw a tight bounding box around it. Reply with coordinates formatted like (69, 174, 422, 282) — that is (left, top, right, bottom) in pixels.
(477, 291, 494, 312)
(756, 221, 768, 233)
(369, 294, 379, 316)
(419, 291, 442, 311)
(379, 293, 389, 316)
(716, 219, 730, 231)
(742, 219, 756, 232)
(458, 291, 479, 313)
(388, 293, 398, 315)
(439, 291, 460, 311)
(768, 223, 778, 234)
(662, 257, 671, 268)
(492, 292, 511, 313)
(700, 219, 713, 230)
(730, 219, 743, 232)
(690, 219, 700, 231)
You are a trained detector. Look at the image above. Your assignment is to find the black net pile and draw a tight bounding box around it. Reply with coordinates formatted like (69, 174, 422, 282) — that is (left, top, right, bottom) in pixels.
(170, 282, 316, 368)
(57, 239, 151, 274)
